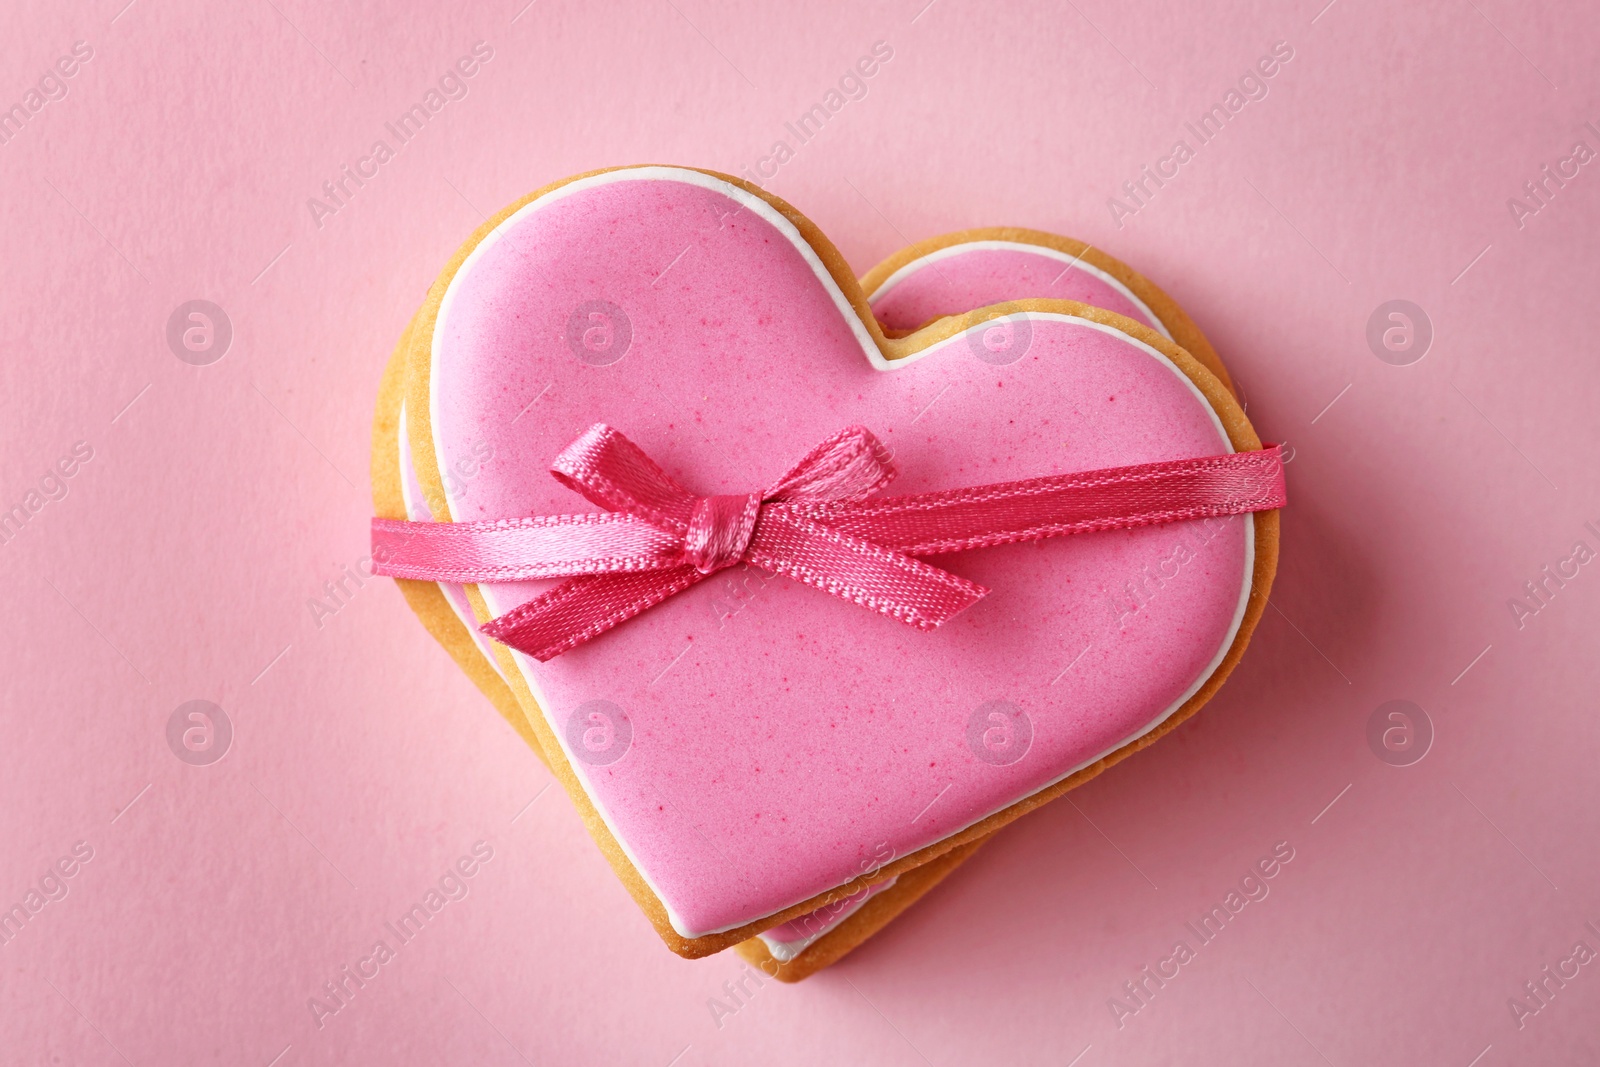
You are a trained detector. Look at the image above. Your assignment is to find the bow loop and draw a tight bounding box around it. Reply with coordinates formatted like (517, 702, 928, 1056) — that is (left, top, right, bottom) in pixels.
(551, 423, 696, 530)
(764, 425, 897, 504)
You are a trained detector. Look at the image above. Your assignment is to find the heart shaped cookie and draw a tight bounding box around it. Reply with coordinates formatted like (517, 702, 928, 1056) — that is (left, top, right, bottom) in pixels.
(375, 222, 1248, 980)
(377, 166, 1280, 957)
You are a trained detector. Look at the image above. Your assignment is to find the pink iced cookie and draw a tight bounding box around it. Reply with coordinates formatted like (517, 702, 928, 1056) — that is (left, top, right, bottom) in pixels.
(396, 166, 1277, 952)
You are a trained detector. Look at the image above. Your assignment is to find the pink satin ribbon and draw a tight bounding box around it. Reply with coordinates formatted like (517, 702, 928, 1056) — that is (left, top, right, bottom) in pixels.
(372, 424, 1286, 661)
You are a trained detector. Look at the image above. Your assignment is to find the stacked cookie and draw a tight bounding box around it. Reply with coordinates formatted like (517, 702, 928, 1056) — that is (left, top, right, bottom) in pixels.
(370, 166, 1280, 980)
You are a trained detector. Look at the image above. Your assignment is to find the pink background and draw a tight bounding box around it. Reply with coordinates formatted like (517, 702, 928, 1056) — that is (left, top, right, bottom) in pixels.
(2, 0, 1596, 1064)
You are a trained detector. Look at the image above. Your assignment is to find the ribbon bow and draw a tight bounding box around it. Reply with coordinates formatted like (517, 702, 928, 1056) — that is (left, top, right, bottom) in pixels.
(372, 425, 1286, 661)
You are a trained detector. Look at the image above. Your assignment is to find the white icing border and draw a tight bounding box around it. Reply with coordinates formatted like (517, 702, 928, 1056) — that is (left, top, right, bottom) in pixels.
(757, 875, 899, 962)
(426, 166, 1254, 938)
(867, 239, 1174, 342)
(398, 402, 509, 680)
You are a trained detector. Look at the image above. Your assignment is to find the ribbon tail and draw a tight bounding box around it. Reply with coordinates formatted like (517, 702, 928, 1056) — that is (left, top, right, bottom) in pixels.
(804, 446, 1287, 555)
(747, 511, 987, 631)
(370, 514, 683, 582)
(480, 566, 705, 662)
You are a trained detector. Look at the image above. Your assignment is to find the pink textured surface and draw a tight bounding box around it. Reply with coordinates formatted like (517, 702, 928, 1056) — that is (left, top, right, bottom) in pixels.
(427, 169, 1248, 935)
(2, 1, 1598, 1064)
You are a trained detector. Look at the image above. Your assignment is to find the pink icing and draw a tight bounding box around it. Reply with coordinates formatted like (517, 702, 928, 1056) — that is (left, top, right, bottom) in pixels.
(425, 168, 1249, 936)
(869, 244, 1164, 336)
